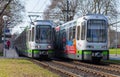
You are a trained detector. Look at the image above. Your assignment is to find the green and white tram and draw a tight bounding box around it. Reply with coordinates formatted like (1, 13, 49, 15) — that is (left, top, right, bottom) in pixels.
(14, 20, 55, 58)
(55, 14, 109, 61)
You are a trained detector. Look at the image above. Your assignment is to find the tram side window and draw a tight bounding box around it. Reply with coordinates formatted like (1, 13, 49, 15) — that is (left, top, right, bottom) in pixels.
(29, 30, 31, 41)
(77, 26, 80, 40)
(69, 27, 72, 40)
(32, 27, 34, 41)
(66, 28, 69, 40)
(81, 22, 86, 40)
(61, 29, 66, 49)
(28, 30, 30, 41)
(56, 32, 59, 43)
(73, 26, 76, 39)
(52, 28, 55, 41)
(26, 31, 29, 41)
(62, 29, 66, 42)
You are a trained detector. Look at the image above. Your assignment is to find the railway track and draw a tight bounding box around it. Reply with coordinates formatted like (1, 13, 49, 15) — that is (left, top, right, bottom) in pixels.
(30, 59, 80, 77)
(109, 64, 120, 69)
(103, 61, 120, 69)
(30, 58, 119, 77)
(72, 61, 120, 76)
(52, 61, 119, 77)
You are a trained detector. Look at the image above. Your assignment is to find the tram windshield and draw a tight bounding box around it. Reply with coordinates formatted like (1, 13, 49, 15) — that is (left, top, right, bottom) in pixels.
(87, 20, 107, 43)
(36, 25, 52, 43)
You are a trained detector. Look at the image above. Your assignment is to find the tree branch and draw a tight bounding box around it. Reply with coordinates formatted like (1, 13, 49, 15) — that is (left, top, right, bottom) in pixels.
(0, 0, 12, 16)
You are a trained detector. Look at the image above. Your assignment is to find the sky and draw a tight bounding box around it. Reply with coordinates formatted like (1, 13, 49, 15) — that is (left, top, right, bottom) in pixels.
(25, 0, 50, 12)
(12, 0, 50, 34)
(25, 0, 50, 20)
(12, 0, 120, 34)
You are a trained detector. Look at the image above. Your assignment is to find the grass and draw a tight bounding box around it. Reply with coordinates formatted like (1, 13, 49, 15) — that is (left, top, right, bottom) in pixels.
(109, 48, 120, 55)
(0, 59, 59, 77)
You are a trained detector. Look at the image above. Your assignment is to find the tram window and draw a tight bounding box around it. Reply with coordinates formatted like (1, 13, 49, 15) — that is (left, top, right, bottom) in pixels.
(81, 22, 86, 40)
(52, 28, 55, 41)
(87, 20, 107, 42)
(69, 27, 72, 40)
(29, 30, 31, 41)
(66, 28, 69, 40)
(77, 26, 80, 40)
(26, 31, 28, 41)
(73, 26, 76, 39)
(62, 29, 66, 41)
(32, 27, 34, 41)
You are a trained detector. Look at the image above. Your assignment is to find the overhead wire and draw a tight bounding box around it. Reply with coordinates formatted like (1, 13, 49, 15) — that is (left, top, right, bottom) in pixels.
(30, 0, 41, 12)
(36, 0, 50, 19)
(37, 0, 48, 13)
(27, 0, 49, 20)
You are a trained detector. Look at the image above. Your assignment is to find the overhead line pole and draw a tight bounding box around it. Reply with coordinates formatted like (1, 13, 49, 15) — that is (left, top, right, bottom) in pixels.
(115, 17, 118, 56)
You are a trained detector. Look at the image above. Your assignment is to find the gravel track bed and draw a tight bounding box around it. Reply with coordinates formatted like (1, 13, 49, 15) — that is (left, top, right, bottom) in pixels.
(72, 61, 120, 76)
(43, 61, 97, 77)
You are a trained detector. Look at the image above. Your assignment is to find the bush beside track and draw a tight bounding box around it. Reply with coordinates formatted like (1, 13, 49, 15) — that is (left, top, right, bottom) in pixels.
(0, 59, 59, 77)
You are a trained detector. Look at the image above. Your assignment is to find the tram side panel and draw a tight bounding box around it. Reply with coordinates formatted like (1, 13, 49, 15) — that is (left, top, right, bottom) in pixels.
(14, 29, 27, 56)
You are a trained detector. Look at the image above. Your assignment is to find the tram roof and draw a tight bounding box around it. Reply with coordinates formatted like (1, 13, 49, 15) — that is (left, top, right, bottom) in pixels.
(82, 14, 108, 21)
(61, 14, 107, 26)
(33, 20, 55, 27)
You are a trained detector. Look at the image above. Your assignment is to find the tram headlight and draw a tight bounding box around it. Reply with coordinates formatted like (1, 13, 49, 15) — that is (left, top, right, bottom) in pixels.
(35, 46, 38, 48)
(101, 45, 107, 48)
(35, 45, 41, 48)
(47, 45, 51, 48)
(38, 45, 41, 48)
(86, 45, 94, 48)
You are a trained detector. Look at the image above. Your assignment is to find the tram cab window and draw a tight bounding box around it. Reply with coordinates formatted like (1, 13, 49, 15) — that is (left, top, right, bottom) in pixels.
(77, 26, 80, 40)
(36, 25, 52, 43)
(81, 21, 86, 40)
(87, 20, 107, 42)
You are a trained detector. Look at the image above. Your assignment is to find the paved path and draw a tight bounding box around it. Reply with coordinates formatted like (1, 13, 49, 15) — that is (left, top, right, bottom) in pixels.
(110, 54, 120, 60)
(4, 48, 19, 58)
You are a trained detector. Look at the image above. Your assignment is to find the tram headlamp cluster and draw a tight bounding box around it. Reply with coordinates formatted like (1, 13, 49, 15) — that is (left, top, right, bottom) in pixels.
(47, 45, 51, 48)
(101, 46, 107, 48)
(35, 45, 41, 48)
(86, 45, 94, 48)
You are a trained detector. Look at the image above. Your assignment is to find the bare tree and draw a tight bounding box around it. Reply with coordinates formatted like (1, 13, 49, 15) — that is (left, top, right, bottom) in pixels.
(43, 0, 79, 22)
(78, 0, 119, 48)
(0, 0, 12, 16)
(9, 0, 25, 26)
(0, 0, 25, 35)
(77, 0, 118, 19)
(44, 0, 119, 22)
(44, 0, 120, 47)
